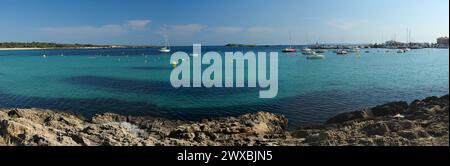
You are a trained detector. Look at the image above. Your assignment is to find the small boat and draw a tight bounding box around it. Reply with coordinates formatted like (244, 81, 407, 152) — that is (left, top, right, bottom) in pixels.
(302, 50, 316, 55)
(159, 35, 171, 53)
(283, 32, 296, 53)
(301, 47, 316, 55)
(159, 46, 171, 53)
(42, 54, 47, 58)
(336, 50, 348, 55)
(306, 54, 325, 60)
(282, 48, 297, 53)
(301, 48, 312, 52)
(397, 49, 404, 53)
(315, 49, 327, 53)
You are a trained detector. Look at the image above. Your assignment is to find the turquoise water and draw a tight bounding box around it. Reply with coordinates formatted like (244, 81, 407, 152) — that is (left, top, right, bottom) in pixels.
(0, 47, 448, 128)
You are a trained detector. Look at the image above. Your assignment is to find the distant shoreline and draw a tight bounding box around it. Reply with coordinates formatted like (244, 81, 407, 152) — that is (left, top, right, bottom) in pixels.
(0, 48, 46, 51)
(0, 47, 110, 51)
(0, 42, 159, 51)
(0, 47, 160, 51)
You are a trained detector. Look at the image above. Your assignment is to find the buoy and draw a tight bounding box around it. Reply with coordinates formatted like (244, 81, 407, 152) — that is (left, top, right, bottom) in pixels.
(171, 60, 178, 68)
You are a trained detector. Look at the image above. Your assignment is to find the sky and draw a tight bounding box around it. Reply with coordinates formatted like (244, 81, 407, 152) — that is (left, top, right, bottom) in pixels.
(0, 0, 448, 45)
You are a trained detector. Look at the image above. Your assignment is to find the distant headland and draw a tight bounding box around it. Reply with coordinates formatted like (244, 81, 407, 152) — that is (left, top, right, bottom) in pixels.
(224, 43, 258, 47)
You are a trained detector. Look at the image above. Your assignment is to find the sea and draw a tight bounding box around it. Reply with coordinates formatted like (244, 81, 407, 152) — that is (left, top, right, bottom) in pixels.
(0, 46, 448, 129)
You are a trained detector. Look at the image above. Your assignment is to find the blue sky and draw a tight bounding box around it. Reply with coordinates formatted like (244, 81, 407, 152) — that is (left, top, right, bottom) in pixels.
(1, 0, 448, 45)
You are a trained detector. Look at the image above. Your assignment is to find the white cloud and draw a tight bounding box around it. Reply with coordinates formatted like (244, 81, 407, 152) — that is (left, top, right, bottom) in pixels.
(214, 26, 243, 34)
(171, 24, 204, 33)
(247, 27, 274, 33)
(327, 19, 356, 30)
(126, 19, 151, 30)
(40, 24, 127, 37)
(40, 19, 151, 37)
(158, 24, 204, 37)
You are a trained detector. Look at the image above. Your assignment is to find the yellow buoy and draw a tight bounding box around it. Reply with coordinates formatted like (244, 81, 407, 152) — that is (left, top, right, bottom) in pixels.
(171, 60, 178, 68)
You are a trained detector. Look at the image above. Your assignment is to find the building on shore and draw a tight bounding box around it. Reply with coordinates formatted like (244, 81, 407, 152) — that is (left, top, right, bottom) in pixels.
(436, 36, 449, 48)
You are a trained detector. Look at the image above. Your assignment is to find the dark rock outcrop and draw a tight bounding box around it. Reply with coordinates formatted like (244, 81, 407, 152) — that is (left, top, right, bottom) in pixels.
(292, 94, 449, 146)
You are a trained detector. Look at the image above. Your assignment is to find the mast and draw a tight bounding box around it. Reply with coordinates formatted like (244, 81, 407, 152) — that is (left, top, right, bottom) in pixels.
(288, 31, 292, 48)
(164, 34, 170, 49)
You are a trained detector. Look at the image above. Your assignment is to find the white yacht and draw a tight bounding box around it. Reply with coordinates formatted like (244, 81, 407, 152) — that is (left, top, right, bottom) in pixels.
(336, 49, 348, 55)
(301, 47, 312, 52)
(306, 54, 325, 60)
(159, 46, 171, 53)
(302, 48, 316, 55)
(159, 35, 171, 53)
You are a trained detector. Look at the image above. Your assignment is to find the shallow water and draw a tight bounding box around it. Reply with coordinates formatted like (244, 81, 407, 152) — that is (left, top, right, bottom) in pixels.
(0, 46, 448, 128)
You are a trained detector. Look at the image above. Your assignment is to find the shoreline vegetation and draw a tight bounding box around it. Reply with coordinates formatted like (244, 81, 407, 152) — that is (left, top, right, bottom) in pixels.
(0, 42, 159, 50)
(225, 43, 258, 47)
(0, 94, 448, 146)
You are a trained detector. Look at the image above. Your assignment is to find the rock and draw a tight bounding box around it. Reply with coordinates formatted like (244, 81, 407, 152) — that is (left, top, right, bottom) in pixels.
(194, 132, 207, 142)
(7, 109, 22, 118)
(398, 131, 419, 140)
(291, 129, 315, 138)
(363, 122, 390, 136)
(371, 101, 408, 116)
(326, 110, 371, 124)
(0, 94, 448, 146)
(91, 113, 128, 124)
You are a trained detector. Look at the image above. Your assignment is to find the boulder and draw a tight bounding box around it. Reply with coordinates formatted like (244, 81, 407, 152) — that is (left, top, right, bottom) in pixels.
(371, 101, 408, 116)
(363, 122, 390, 136)
(91, 113, 128, 124)
(326, 110, 371, 124)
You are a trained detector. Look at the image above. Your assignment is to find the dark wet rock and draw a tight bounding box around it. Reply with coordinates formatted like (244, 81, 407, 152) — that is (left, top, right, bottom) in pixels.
(293, 94, 448, 146)
(371, 101, 408, 116)
(326, 110, 372, 124)
(7, 109, 22, 118)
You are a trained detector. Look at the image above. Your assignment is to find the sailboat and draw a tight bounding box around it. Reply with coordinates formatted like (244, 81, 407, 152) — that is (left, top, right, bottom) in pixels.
(159, 46, 171, 53)
(159, 35, 171, 53)
(282, 32, 297, 53)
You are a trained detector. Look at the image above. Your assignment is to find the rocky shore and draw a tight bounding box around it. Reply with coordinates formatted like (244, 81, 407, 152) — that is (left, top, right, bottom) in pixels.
(0, 95, 448, 146)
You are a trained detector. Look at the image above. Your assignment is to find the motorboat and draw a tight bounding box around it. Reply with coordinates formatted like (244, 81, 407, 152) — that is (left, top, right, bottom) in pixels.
(306, 54, 325, 60)
(302, 50, 316, 55)
(336, 49, 348, 55)
(282, 48, 297, 52)
(301, 48, 312, 52)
